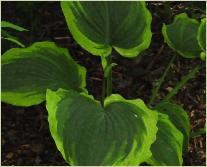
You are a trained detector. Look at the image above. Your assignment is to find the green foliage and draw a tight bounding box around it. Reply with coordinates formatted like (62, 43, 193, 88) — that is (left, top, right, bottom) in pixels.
(46, 88, 158, 165)
(61, 1, 152, 57)
(197, 18, 206, 60)
(162, 13, 202, 58)
(163, 64, 201, 101)
(155, 102, 190, 153)
(149, 54, 176, 106)
(1, 20, 28, 31)
(1, 42, 86, 106)
(197, 18, 206, 51)
(1, 2, 204, 166)
(1, 20, 28, 47)
(146, 113, 183, 166)
(2, 36, 25, 48)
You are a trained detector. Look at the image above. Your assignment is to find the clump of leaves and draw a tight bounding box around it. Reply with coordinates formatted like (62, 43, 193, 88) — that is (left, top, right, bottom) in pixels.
(148, 12, 206, 166)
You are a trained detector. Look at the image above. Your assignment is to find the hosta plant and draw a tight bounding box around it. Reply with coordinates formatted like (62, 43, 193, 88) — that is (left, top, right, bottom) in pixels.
(2, 2, 202, 166)
(148, 13, 206, 164)
(158, 13, 206, 103)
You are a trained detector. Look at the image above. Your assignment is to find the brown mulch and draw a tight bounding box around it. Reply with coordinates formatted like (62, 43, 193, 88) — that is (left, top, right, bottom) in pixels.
(1, 1, 206, 166)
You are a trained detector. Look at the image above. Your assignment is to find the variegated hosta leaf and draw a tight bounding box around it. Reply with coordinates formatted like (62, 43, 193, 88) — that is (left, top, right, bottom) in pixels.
(46, 89, 158, 165)
(61, 1, 152, 57)
(162, 13, 202, 58)
(146, 113, 183, 166)
(155, 101, 190, 153)
(1, 42, 86, 106)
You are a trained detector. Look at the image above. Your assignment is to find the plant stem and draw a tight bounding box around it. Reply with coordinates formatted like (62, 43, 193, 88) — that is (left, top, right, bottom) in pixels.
(106, 55, 112, 97)
(101, 54, 112, 105)
(148, 54, 176, 106)
(146, 45, 165, 72)
(162, 64, 202, 102)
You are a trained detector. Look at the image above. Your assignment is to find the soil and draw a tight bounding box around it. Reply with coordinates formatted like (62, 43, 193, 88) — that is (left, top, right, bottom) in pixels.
(1, 1, 206, 166)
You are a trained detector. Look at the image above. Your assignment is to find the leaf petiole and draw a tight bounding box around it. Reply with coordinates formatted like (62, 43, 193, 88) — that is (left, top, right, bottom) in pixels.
(148, 53, 176, 106)
(162, 64, 202, 102)
(101, 54, 114, 105)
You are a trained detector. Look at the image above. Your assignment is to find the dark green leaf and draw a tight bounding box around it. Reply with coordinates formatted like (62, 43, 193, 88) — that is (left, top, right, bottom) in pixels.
(155, 101, 190, 153)
(146, 113, 183, 166)
(61, 1, 152, 57)
(197, 18, 206, 51)
(1, 42, 86, 106)
(1, 20, 28, 31)
(162, 13, 202, 58)
(46, 89, 158, 165)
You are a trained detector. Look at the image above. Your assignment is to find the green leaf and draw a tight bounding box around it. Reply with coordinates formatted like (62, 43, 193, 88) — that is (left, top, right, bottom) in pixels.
(197, 18, 206, 51)
(162, 13, 202, 58)
(155, 101, 190, 153)
(146, 113, 183, 166)
(46, 89, 158, 165)
(104, 63, 117, 78)
(1, 20, 28, 31)
(2, 37, 25, 47)
(61, 1, 152, 57)
(1, 42, 86, 106)
(1, 29, 26, 48)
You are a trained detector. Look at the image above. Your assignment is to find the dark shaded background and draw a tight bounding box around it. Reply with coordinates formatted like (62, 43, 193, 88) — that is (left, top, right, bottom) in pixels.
(1, 1, 206, 165)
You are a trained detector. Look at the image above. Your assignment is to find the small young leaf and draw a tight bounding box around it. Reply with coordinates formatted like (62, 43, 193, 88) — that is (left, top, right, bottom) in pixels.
(197, 18, 206, 51)
(146, 113, 183, 166)
(1, 20, 28, 31)
(2, 42, 86, 106)
(162, 13, 202, 58)
(155, 101, 190, 153)
(61, 1, 152, 57)
(46, 89, 158, 165)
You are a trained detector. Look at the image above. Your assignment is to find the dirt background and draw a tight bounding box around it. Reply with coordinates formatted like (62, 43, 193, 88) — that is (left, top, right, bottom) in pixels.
(1, 1, 206, 166)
